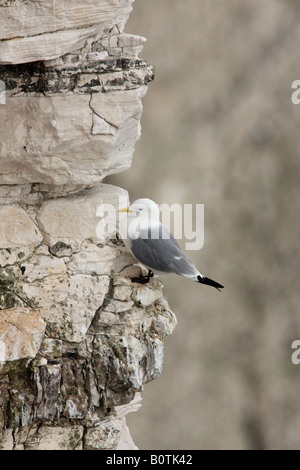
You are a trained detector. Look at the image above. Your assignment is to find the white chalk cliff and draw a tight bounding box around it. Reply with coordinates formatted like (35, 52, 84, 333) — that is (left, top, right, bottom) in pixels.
(0, 0, 176, 450)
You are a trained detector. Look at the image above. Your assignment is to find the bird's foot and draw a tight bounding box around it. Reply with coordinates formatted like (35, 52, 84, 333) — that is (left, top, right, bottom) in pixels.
(131, 270, 154, 284)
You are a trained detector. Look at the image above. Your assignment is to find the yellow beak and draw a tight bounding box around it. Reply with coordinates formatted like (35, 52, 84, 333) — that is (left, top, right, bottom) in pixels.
(119, 207, 132, 213)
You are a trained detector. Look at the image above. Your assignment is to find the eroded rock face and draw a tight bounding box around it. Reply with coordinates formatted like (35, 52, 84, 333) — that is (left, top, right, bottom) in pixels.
(0, 0, 137, 65)
(0, 307, 46, 365)
(0, 183, 177, 450)
(0, 69, 152, 185)
(0, 0, 176, 450)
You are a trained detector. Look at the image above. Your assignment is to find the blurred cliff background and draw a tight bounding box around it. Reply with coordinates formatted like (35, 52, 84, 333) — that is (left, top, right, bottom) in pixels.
(105, 0, 300, 449)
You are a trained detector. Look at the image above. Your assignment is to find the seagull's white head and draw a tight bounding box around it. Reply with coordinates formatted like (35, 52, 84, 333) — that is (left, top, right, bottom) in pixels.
(119, 198, 160, 223)
(127, 198, 160, 223)
(119, 198, 160, 241)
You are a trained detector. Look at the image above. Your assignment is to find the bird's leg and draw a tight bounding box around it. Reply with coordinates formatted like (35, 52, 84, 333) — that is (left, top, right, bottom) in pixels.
(131, 270, 154, 284)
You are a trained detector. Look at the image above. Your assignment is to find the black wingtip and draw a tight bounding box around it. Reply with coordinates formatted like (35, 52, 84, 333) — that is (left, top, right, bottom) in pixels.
(197, 275, 224, 292)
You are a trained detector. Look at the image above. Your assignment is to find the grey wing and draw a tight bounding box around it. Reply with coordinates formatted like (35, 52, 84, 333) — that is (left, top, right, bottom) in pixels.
(130, 224, 198, 276)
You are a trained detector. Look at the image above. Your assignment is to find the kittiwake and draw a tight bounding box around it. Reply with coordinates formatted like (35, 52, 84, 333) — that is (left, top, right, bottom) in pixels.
(119, 198, 224, 291)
